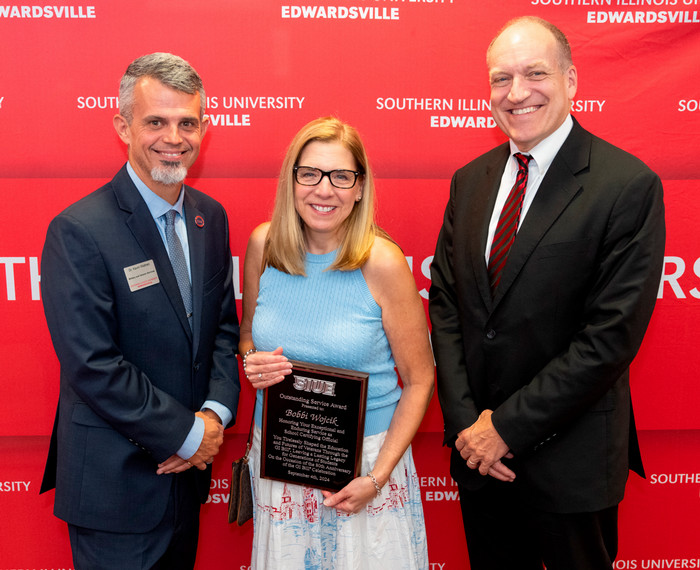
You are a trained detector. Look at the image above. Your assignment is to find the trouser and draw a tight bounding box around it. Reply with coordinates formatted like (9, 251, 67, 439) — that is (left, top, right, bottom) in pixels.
(68, 474, 201, 570)
(459, 479, 618, 570)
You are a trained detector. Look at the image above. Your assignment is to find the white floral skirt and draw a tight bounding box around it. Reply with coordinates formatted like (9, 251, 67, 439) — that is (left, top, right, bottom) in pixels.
(248, 425, 429, 569)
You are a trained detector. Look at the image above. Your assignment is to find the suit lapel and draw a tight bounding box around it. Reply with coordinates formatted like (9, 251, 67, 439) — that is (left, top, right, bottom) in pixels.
(472, 145, 509, 311)
(492, 121, 591, 307)
(112, 167, 193, 342)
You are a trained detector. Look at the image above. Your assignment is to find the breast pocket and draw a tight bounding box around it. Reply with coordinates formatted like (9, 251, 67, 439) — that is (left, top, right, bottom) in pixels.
(534, 239, 595, 261)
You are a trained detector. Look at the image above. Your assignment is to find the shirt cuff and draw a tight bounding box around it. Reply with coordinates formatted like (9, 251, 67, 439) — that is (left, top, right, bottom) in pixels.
(177, 416, 204, 460)
(201, 400, 232, 427)
(175, 401, 232, 460)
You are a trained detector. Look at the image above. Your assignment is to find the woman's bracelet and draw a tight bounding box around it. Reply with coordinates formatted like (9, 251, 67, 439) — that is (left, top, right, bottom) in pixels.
(367, 471, 382, 497)
(242, 348, 257, 372)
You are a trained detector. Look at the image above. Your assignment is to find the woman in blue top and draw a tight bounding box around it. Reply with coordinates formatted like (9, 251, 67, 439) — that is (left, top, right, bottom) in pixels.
(239, 116, 434, 569)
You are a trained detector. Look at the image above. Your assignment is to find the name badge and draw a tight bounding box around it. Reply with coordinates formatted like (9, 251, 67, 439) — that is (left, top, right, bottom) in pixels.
(124, 260, 160, 292)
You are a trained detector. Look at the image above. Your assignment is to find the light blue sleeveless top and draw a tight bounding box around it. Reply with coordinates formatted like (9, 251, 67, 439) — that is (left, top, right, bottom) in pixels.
(252, 250, 401, 436)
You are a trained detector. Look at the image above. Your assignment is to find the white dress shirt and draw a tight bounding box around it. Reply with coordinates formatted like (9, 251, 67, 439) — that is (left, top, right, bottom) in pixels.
(485, 115, 574, 263)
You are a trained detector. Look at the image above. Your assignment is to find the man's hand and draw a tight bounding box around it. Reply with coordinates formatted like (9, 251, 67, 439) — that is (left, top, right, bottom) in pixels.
(455, 410, 516, 482)
(188, 411, 225, 469)
(156, 411, 224, 475)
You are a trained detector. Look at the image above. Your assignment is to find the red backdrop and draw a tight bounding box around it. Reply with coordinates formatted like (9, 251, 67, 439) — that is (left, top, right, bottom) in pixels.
(1, 1, 699, 568)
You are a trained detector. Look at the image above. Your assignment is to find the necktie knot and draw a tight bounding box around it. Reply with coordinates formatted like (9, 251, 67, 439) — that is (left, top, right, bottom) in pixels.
(164, 209, 177, 226)
(514, 152, 531, 173)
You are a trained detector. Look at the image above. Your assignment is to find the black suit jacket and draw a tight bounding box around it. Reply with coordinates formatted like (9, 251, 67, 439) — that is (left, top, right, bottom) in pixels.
(40, 165, 240, 532)
(429, 119, 665, 513)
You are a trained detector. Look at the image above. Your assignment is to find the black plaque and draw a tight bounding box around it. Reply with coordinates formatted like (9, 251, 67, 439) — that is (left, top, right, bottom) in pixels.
(260, 360, 369, 491)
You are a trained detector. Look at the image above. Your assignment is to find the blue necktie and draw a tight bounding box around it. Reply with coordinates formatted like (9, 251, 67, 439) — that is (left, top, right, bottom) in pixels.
(163, 210, 193, 329)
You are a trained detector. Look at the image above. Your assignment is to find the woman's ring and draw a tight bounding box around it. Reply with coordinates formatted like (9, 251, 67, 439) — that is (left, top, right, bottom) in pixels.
(467, 459, 477, 466)
(258, 372, 263, 379)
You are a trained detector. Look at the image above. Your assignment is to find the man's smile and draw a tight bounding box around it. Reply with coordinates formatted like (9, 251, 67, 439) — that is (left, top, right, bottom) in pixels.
(511, 106, 540, 116)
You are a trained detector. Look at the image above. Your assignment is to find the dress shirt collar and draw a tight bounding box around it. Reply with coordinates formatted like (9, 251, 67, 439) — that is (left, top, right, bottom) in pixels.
(508, 114, 573, 175)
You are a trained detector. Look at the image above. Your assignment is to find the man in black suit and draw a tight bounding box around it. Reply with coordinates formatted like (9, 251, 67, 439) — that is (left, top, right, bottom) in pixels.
(429, 17, 665, 570)
(40, 53, 240, 569)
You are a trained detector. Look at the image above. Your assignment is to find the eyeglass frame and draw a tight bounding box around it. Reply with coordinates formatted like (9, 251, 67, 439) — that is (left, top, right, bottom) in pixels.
(293, 165, 363, 189)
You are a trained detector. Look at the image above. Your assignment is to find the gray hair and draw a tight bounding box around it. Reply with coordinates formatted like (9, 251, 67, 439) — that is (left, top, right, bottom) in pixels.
(118, 52, 206, 123)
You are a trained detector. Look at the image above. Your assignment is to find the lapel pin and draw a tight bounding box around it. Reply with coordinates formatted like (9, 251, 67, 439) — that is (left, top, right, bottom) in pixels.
(195, 215, 205, 228)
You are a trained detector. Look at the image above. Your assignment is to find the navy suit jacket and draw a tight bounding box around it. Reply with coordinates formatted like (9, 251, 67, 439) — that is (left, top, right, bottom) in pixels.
(429, 119, 665, 513)
(40, 165, 240, 533)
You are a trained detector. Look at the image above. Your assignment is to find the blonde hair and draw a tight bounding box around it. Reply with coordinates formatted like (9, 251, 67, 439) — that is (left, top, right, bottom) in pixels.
(264, 117, 380, 275)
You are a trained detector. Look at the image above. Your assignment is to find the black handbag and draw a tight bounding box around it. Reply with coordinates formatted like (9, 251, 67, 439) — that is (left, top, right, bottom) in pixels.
(228, 417, 254, 526)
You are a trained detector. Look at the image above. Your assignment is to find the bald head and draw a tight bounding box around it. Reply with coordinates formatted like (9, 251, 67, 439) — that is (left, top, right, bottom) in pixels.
(487, 16, 573, 72)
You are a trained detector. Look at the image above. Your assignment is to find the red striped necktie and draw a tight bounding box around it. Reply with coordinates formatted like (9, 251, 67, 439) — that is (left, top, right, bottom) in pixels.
(487, 153, 531, 294)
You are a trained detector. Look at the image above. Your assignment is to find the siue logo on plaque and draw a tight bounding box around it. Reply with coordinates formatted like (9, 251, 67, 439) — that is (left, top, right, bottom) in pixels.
(260, 360, 368, 491)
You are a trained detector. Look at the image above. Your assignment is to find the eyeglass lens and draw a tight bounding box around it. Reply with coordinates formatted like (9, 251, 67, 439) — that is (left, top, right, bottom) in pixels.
(295, 167, 358, 189)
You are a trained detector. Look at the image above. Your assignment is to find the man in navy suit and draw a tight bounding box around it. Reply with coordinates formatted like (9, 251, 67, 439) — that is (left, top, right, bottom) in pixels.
(429, 17, 665, 569)
(40, 53, 240, 569)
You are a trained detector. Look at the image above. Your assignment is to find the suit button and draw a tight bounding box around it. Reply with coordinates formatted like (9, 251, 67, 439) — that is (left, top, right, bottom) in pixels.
(486, 329, 496, 339)
(193, 362, 201, 371)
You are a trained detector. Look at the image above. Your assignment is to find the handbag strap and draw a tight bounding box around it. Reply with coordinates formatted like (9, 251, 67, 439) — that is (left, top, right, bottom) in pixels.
(242, 410, 255, 461)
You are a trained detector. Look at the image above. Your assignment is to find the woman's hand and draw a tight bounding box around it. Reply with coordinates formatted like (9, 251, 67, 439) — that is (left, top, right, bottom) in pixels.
(320, 475, 379, 514)
(243, 346, 292, 389)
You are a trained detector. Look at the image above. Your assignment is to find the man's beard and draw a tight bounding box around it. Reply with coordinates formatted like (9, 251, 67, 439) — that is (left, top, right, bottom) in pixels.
(151, 161, 188, 186)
